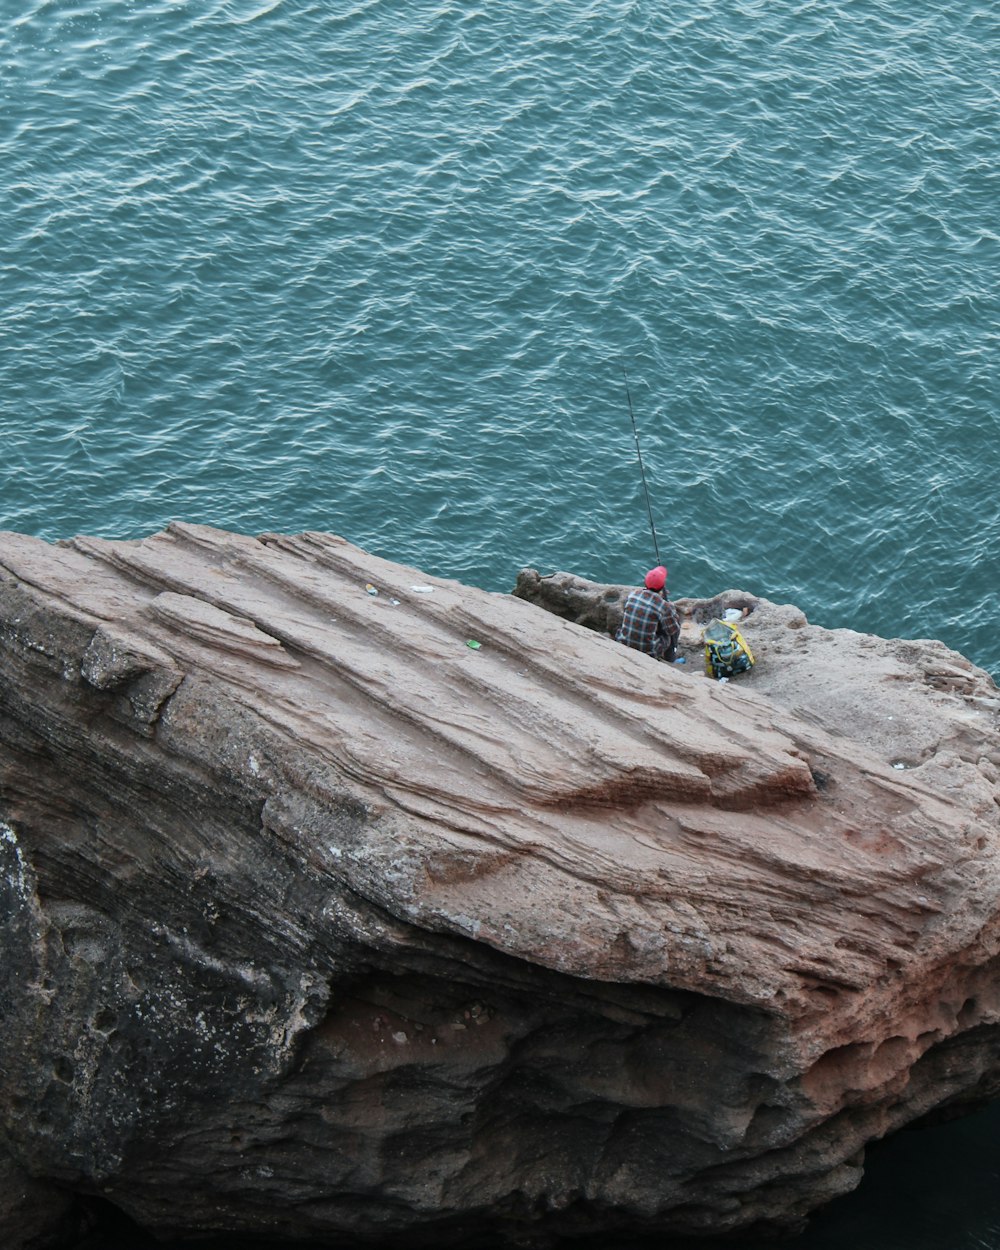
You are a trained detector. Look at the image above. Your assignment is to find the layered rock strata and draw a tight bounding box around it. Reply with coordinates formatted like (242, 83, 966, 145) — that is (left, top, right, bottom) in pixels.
(1, 526, 999, 1247)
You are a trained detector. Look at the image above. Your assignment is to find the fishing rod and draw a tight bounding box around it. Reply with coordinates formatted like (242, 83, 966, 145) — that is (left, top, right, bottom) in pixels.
(622, 364, 662, 567)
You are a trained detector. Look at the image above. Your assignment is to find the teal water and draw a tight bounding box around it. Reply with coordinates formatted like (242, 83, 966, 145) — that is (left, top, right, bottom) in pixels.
(2, 1, 999, 1246)
(2, 0, 997, 670)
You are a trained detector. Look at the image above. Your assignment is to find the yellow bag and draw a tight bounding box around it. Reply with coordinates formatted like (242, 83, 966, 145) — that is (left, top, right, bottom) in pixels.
(703, 619, 755, 679)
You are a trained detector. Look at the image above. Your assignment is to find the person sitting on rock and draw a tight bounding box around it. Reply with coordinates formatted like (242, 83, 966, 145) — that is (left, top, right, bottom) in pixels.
(615, 565, 680, 662)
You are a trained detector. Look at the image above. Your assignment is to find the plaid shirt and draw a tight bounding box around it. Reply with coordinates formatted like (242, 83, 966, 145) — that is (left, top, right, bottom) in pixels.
(615, 588, 680, 659)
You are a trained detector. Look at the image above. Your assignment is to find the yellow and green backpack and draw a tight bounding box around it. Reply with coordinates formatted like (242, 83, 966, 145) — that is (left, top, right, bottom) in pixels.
(703, 618, 755, 679)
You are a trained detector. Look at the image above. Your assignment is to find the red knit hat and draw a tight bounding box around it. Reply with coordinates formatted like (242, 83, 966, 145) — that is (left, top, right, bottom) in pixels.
(644, 566, 667, 590)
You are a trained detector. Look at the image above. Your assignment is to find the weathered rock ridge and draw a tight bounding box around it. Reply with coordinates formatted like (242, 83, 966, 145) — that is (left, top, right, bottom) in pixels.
(1, 525, 999, 1248)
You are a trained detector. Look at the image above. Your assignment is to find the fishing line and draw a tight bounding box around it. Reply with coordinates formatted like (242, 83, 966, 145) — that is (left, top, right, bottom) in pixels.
(622, 364, 661, 567)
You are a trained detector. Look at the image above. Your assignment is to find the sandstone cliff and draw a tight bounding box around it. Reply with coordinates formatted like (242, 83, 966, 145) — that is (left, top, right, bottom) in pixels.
(1, 525, 998, 1248)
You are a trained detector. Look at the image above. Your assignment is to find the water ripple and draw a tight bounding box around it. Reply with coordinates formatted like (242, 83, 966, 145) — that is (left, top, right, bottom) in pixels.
(0, 0, 998, 678)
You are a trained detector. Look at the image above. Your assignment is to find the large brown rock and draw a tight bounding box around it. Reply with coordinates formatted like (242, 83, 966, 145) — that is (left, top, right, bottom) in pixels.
(1, 526, 998, 1247)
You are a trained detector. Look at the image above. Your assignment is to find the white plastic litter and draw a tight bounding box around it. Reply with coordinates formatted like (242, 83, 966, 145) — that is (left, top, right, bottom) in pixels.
(410, 584, 434, 593)
(723, 608, 742, 622)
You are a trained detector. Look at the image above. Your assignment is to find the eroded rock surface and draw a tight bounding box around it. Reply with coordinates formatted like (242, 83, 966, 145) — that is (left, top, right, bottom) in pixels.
(1, 527, 999, 1247)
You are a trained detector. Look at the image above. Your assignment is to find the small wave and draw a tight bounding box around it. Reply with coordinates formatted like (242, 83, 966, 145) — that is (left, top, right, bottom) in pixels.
(226, 0, 284, 23)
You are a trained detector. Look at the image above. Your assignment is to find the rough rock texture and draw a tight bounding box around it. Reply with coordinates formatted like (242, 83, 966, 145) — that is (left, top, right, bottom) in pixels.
(1, 526, 999, 1248)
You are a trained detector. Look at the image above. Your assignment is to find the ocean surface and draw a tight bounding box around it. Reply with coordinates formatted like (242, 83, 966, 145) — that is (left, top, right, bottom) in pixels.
(1, 0, 998, 1247)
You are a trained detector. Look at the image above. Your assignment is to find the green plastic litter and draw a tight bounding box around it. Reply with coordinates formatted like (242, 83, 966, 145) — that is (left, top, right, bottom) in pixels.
(465, 639, 481, 650)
